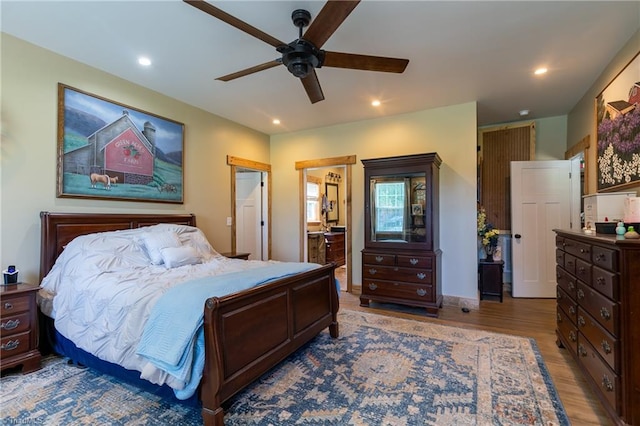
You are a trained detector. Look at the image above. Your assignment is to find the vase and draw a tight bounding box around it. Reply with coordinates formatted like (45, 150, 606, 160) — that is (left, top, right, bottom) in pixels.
(484, 246, 494, 262)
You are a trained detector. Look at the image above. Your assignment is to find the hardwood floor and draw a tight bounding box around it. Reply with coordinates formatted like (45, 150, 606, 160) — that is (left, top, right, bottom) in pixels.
(339, 287, 613, 425)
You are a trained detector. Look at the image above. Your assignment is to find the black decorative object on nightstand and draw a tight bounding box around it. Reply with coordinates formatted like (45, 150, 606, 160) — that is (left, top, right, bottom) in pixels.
(478, 260, 504, 302)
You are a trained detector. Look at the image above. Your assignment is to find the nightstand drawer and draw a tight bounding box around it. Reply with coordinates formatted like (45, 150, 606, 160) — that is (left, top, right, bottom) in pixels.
(1, 295, 31, 316)
(1, 330, 31, 358)
(0, 311, 31, 337)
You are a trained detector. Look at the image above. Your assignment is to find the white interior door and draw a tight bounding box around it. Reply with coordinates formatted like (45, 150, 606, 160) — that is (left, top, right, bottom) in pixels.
(511, 160, 577, 298)
(236, 171, 263, 260)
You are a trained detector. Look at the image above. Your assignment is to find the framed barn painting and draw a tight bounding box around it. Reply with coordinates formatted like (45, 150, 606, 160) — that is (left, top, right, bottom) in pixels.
(57, 83, 184, 203)
(595, 52, 640, 192)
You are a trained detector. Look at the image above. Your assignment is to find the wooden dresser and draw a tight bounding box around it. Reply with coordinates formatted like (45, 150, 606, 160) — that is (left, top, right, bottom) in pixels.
(325, 232, 345, 266)
(554, 229, 640, 425)
(1, 283, 41, 373)
(360, 153, 441, 317)
(307, 232, 326, 265)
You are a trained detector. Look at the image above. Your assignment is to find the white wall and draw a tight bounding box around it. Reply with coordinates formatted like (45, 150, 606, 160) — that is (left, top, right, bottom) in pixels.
(270, 103, 479, 301)
(0, 34, 271, 284)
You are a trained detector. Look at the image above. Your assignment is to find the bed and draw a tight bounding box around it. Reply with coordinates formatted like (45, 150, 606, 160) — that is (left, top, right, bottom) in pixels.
(38, 211, 339, 425)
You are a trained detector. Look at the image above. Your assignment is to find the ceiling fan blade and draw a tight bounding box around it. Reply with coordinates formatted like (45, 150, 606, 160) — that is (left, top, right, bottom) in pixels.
(216, 60, 281, 82)
(323, 51, 409, 73)
(303, 0, 360, 48)
(301, 69, 325, 104)
(184, 0, 286, 48)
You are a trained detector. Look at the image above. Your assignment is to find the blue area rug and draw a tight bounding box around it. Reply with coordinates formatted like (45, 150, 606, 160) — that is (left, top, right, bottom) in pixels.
(1, 309, 568, 425)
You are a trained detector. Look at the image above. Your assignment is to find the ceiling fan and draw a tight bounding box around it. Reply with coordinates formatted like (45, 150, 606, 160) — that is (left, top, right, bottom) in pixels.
(184, 0, 409, 104)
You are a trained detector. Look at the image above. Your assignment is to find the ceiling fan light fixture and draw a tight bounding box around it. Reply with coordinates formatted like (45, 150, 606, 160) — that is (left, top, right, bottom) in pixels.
(282, 39, 322, 79)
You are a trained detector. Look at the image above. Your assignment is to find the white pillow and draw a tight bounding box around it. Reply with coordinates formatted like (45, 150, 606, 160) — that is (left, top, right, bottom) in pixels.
(142, 231, 181, 265)
(160, 246, 201, 269)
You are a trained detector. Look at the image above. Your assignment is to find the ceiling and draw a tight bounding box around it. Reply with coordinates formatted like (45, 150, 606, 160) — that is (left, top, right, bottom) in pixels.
(2, 1, 639, 135)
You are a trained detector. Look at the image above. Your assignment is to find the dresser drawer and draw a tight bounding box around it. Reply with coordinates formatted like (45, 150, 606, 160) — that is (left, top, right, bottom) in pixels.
(577, 336, 619, 412)
(577, 282, 618, 336)
(363, 253, 395, 266)
(0, 311, 31, 337)
(363, 265, 433, 284)
(564, 254, 577, 275)
(396, 255, 432, 268)
(592, 266, 618, 300)
(556, 266, 577, 299)
(555, 249, 565, 268)
(1, 294, 31, 316)
(577, 308, 618, 373)
(557, 307, 578, 354)
(575, 259, 591, 284)
(362, 279, 434, 303)
(0, 330, 31, 358)
(592, 246, 617, 271)
(557, 287, 577, 324)
(565, 239, 592, 262)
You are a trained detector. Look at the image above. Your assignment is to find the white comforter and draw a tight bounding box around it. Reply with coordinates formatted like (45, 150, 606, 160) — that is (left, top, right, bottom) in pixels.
(40, 224, 305, 393)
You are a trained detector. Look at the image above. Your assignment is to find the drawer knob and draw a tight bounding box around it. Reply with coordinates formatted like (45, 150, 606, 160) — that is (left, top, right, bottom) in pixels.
(416, 288, 426, 297)
(569, 306, 576, 315)
(578, 344, 587, 357)
(578, 316, 586, 327)
(595, 253, 605, 262)
(580, 248, 589, 254)
(577, 288, 584, 300)
(578, 267, 586, 274)
(595, 277, 605, 286)
(568, 282, 575, 291)
(600, 307, 611, 321)
(368, 283, 378, 291)
(557, 312, 562, 322)
(1, 340, 19, 351)
(3, 302, 13, 310)
(416, 273, 426, 280)
(601, 340, 612, 354)
(569, 330, 577, 342)
(602, 375, 614, 392)
(0, 319, 20, 330)
(557, 291, 562, 300)
(375, 256, 383, 263)
(410, 258, 419, 265)
(368, 268, 377, 275)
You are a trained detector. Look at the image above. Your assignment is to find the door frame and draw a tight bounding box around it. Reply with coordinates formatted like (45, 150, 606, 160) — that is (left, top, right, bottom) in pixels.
(227, 155, 271, 259)
(295, 155, 356, 293)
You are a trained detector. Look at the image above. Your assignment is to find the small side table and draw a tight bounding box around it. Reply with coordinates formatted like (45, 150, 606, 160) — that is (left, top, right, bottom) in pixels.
(1, 282, 42, 373)
(220, 251, 250, 260)
(478, 260, 504, 302)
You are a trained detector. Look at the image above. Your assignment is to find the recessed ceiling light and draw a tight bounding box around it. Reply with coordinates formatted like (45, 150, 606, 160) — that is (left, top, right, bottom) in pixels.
(272, 119, 281, 125)
(371, 100, 381, 107)
(519, 109, 530, 116)
(534, 67, 547, 75)
(138, 57, 152, 66)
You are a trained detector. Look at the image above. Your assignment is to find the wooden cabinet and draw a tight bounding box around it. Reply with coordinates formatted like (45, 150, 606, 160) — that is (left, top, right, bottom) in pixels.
(360, 153, 441, 317)
(478, 260, 504, 302)
(554, 230, 640, 425)
(325, 232, 345, 266)
(1, 283, 41, 373)
(307, 232, 326, 265)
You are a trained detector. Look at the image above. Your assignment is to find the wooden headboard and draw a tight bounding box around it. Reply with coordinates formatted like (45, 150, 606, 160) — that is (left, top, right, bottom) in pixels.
(39, 211, 196, 282)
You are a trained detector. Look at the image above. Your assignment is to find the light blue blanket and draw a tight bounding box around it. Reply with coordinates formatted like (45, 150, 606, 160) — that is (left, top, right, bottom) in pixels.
(136, 262, 320, 400)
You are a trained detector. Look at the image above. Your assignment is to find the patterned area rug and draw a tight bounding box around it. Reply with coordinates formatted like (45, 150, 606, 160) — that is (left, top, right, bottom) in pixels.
(1, 309, 568, 425)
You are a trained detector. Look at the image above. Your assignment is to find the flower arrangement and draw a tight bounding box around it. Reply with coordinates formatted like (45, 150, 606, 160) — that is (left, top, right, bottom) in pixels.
(477, 207, 499, 255)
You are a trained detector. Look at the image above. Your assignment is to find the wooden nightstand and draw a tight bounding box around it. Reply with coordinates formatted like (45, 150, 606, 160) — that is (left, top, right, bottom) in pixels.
(220, 251, 250, 260)
(478, 260, 504, 302)
(1, 282, 41, 373)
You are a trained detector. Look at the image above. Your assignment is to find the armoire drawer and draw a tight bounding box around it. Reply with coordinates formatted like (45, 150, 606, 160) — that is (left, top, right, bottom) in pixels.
(363, 265, 433, 284)
(362, 279, 434, 303)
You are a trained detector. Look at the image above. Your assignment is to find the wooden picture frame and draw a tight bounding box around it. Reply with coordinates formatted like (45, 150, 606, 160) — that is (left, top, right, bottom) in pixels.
(595, 52, 640, 192)
(325, 183, 339, 223)
(57, 83, 185, 203)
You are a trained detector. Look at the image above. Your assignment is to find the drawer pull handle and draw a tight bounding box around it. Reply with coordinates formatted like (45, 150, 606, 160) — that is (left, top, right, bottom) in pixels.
(577, 288, 584, 300)
(569, 306, 576, 315)
(569, 330, 577, 342)
(595, 253, 605, 262)
(557, 291, 562, 300)
(596, 277, 605, 286)
(416, 288, 426, 297)
(601, 340, 612, 354)
(568, 281, 575, 291)
(602, 375, 613, 392)
(375, 256, 383, 263)
(0, 319, 20, 330)
(3, 302, 13, 310)
(578, 316, 586, 327)
(1, 340, 19, 351)
(416, 273, 426, 280)
(600, 307, 611, 321)
(578, 267, 586, 274)
(580, 248, 589, 254)
(368, 283, 377, 291)
(369, 268, 377, 275)
(578, 344, 587, 357)
(557, 312, 562, 322)
(410, 258, 419, 265)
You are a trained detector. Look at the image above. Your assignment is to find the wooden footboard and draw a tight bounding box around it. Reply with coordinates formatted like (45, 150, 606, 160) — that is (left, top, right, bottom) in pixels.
(199, 263, 339, 425)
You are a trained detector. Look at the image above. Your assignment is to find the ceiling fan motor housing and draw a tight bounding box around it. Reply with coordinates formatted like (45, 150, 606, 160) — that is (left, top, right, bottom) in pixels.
(281, 39, 324, 78)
